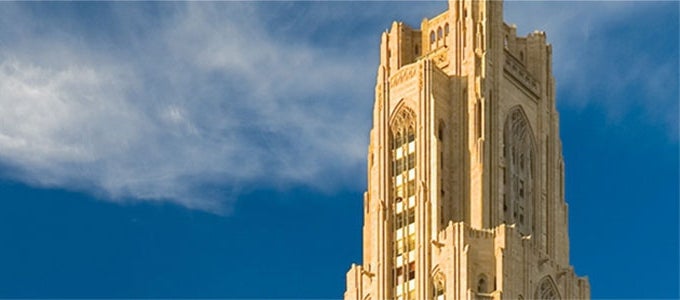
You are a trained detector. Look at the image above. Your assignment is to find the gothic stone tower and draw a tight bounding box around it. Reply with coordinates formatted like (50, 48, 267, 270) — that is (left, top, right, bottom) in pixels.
(344, 1, 590, 299)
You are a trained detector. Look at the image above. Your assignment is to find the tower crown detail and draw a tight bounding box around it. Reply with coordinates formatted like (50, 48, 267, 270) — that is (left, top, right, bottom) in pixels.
(346, 1, 590, 299)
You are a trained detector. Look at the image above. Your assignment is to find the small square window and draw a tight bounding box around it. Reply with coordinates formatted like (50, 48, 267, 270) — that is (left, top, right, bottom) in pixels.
(407, 234, 415, 250)
(407, 210, 415, 225)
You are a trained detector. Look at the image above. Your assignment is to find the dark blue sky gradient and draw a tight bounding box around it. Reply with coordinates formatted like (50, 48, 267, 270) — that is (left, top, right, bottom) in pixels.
(560, 104, 679, 298)
(0, 182, 363, 297)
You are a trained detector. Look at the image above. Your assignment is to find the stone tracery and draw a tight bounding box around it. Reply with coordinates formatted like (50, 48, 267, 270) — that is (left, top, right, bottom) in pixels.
(503, 106, 535, 235)
(391, 106, 417, 300)
(536, 276, 561, 300)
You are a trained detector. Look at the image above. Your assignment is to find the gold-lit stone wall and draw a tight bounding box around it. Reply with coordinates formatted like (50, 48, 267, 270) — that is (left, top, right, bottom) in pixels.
(345, 0, 590, 299)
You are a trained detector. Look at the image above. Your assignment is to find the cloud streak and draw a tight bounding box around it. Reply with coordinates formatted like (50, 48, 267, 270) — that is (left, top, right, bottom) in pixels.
(505, 1, 678, 138)
(0, 3, 377, 212)
(0, 2, 675, 213)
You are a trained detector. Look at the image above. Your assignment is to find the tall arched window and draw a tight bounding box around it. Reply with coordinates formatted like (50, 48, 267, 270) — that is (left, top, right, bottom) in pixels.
(430, 31, 436, 45)
(535, 276, 560, 299)
(437, 27, 443, 40)
(444, 23, 450, 36)
(391, 107, 417, 300)
(503, 106, 535, 236)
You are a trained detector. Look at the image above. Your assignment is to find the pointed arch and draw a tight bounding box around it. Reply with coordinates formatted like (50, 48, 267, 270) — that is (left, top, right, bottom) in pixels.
(503, 106, 536, 236)
(390, 104, 417, 300)
(389, 101, 416, 131)
(431, 270, 445, 300)
(535, 276, 561, 300)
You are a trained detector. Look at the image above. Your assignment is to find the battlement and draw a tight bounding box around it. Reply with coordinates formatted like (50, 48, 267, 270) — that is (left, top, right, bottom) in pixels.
(379, 1, 553, 90)
(421, 10, 451, 55)
(379, 7, 455, 75)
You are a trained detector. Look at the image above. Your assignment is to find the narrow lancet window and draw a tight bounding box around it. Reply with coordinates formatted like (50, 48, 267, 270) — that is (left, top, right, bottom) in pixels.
(503, 107, 535, 236)
(391, 107, 417, 300)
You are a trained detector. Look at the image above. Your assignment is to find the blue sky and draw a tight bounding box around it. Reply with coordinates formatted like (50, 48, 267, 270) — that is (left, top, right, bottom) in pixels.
(0, 1, 677, 298)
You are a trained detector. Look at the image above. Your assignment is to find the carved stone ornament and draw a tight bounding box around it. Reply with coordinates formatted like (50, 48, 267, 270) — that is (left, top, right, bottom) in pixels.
(389, 65, 417, 88)
(437, 51, 447, 63)
(390, 106, 416, 132)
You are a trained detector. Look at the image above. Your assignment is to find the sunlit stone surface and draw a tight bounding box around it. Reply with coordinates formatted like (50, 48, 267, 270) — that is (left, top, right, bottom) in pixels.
(344, 1, 590, 299)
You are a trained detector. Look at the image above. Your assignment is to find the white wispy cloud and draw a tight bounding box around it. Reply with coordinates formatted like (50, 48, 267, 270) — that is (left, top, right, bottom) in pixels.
(0, 3, 377, 212)
(505, 1, 678, 138)
(0, 2, 674, 213)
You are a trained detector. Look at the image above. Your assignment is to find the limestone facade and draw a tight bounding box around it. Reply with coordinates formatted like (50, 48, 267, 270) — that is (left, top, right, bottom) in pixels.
(344, 1, 590, 299)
